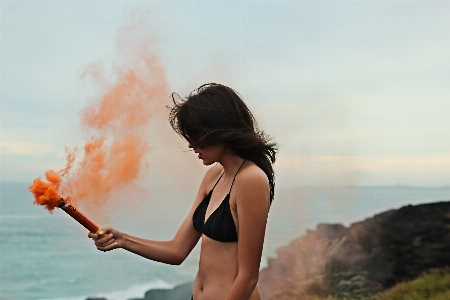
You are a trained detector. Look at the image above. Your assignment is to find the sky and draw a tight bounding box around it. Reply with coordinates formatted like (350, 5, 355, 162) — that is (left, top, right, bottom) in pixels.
(1, 0, 450, 189)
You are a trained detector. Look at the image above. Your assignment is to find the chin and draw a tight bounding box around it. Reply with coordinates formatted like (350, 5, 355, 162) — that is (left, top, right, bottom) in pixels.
(201, 159, 215, 166)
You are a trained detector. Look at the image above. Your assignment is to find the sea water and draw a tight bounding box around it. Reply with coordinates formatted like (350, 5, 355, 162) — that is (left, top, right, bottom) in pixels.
(1, 182, 449, 300)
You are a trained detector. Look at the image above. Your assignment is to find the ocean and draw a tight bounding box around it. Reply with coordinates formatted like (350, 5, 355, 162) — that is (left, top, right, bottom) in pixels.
(1, 181, 449, 300)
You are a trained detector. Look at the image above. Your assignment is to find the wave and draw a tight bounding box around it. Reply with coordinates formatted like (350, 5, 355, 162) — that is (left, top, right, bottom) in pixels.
(37, 279, 174, 300)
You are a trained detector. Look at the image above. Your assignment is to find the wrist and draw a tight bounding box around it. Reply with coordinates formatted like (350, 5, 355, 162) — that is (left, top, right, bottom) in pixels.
(117, 231, 131, 249)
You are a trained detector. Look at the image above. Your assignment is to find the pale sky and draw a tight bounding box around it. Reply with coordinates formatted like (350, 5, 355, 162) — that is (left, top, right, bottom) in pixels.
(1, 0, 450, 188)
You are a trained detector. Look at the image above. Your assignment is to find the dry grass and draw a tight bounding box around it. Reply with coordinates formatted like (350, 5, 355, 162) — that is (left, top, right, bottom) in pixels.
(370, 269, 450, 300)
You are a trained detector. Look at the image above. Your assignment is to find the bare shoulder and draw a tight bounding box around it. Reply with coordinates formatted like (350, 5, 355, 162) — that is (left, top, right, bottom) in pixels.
(237, 162, 269, 189)
(235, 163, 270, 199)
(233, 162, 270, 213)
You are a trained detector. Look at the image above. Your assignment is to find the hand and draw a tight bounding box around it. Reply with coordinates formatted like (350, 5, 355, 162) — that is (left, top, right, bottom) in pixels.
(88, 226, 122, 252)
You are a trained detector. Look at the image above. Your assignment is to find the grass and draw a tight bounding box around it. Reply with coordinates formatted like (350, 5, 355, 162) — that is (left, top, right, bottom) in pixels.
(370, 269, 450, 300)
(269, 269, 450, 300)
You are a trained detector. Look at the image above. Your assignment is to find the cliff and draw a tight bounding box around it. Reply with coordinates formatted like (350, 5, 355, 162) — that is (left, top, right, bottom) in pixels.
(259, 201, 450, 299)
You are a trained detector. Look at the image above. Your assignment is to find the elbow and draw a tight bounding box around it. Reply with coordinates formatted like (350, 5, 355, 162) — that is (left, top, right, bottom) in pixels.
(249, 274, 259, 288)
(239, 271, 259, 288)
(167, 251, 187, 265)
(169, 256, 184, 266)
(168, 240, 193, 265)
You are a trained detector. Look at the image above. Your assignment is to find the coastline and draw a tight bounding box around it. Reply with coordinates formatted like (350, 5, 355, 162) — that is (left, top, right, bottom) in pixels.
(3, 183, 450, 300)
(86, 281, 194, 300)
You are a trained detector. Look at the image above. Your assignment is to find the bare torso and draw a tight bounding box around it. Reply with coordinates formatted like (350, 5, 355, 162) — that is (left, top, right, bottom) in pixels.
(192, 167, 261, 300)
(193, 237, 261, 300)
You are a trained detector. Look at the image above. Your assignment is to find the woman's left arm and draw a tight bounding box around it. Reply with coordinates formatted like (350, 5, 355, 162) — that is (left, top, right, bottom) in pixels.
(225, 168, 270, 300)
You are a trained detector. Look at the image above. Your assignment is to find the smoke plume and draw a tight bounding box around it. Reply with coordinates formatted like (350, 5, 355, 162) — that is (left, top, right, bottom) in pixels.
(30, 14, 170, 219)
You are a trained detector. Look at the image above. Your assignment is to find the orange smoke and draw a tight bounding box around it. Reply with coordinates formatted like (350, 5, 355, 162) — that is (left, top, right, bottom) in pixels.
(30, 16, 170, 218)
(29, 172, 61, 212)
(29, 150, 76, 211)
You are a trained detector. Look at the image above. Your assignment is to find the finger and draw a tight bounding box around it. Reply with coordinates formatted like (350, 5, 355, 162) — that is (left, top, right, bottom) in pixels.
(95, 239, 114, 248)
(97, 241, 117, 252)
(95, 233, 114, 246)
(89, 226, 110, 239)
(97, 228, 113, 240)
(98, 226, 112, 236)
(88, 232, 98, 239)
(100, 233, 114, 243)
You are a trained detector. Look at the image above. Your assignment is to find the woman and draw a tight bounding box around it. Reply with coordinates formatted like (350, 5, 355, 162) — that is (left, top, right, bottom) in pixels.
(88, 83, 277, 300)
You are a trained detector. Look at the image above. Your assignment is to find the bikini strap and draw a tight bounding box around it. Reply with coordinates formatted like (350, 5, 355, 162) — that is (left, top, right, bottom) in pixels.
(212, 172, 224, 190)
(229, 159, 246, 193)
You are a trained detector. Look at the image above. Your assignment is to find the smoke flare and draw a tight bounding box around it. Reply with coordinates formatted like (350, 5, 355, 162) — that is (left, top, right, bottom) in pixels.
(30, 150, 76, 211)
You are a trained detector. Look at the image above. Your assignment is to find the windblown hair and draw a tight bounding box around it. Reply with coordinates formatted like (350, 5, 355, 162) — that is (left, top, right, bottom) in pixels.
(169, 83, 278, 205)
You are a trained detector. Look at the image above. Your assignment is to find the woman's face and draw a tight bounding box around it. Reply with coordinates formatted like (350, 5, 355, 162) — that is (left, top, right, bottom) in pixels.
(188, 142, 226, 165)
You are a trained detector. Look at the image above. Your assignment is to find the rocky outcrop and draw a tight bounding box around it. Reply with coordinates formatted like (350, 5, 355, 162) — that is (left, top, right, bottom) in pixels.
(86, 282, 193, 300)
(129, 282, 193, 300)
(259, 201, 450, 299)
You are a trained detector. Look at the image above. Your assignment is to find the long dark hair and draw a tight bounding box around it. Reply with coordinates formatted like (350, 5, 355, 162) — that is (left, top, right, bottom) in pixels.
(169, 83, 278, 205)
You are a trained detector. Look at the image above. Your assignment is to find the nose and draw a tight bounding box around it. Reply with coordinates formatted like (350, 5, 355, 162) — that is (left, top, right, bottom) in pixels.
(188, 143, 197, 152)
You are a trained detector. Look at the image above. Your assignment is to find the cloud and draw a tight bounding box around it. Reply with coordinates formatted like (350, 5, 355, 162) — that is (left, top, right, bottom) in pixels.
(1, 142, 58, 156)
(359, 154, 450, 187)
(275, 153, 450, 188)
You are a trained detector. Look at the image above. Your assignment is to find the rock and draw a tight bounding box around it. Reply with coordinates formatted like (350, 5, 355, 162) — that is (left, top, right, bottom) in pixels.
(129, 281, 193, 300)
(259, 201, 450, 299)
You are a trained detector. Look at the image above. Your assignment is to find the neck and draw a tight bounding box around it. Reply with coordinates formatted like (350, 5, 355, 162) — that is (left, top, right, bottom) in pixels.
(218, 153, 245, 177)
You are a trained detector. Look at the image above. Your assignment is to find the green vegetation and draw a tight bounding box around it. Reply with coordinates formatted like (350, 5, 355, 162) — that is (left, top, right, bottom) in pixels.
(296, 269, 450, 300)
(370, 269, 450, 300)
(298, 270, 381, 300)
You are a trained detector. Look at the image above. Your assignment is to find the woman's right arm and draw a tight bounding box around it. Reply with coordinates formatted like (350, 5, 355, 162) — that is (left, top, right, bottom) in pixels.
(90, 211, 200, 265)
(88, 165, 222, 265)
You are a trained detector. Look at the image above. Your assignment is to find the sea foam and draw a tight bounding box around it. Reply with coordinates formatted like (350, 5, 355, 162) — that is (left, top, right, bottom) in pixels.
(37, 279, 173, 300)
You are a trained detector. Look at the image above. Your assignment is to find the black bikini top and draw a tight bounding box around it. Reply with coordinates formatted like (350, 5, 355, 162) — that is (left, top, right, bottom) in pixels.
(192, 160, 246, 243)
